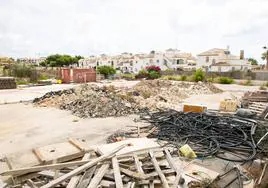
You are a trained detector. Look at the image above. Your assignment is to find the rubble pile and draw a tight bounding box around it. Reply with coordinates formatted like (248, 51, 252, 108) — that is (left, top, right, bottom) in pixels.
(34, 80, 222, 117)
(131, 80, 221, 110)
(35, 85, 139, 118)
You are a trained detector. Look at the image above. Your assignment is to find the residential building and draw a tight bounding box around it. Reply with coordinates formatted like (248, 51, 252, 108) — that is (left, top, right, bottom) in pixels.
(197, 48, 251, 72)
(17, 57, 46, 65)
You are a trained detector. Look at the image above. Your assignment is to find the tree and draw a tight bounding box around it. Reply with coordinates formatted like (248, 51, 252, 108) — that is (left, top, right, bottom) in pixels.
(41, 54, 83, 67)
(97, 65, 116, 78)
(248, 58, 258, 65)
(262, 52, 267, 61)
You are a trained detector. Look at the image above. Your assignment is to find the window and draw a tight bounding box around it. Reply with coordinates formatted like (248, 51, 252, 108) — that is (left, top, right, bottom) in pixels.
(206, 56, 209, 63)
(156, 59, 159, 63)
(212, 59, 216, 64)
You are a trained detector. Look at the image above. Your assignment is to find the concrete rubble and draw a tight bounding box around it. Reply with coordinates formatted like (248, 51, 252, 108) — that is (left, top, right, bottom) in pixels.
(34, 80, 222, 118)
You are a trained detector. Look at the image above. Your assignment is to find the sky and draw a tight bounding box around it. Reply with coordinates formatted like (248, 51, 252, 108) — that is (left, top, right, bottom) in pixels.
(0, 0, 267, 63)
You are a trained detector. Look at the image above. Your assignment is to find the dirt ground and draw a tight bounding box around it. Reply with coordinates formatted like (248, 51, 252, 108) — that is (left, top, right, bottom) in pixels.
(0, 80, 261, 156)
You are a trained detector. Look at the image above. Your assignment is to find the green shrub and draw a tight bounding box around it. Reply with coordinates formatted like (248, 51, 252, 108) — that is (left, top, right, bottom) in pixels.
(161, 75, 181, 81)
(135, 69, 149, 79)
(218, 77, 234, 84)
(148, 71, 161, 79)
(8, 64, 39, 82)
(97, 66, 116, 78)
(207, 77, 214, 82)
(193, 68, 205, 82)
(181, 75, 187, 81)
(38, 74, 49, 80)
(265, 82, 268, 87)
(121, 74, 135, 80)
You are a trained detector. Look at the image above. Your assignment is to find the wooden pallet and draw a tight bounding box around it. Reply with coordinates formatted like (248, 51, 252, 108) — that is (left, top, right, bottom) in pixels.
(1, 139, 219, 188)
(248, 102, 268, 117)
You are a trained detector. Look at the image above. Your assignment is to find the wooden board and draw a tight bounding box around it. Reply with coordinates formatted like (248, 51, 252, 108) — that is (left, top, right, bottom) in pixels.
(183, 104, 207, 113)
(96, 138, 160, 156)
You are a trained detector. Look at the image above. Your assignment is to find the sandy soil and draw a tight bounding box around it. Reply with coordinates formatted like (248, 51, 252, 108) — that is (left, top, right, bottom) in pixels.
(0, 103, 142, 156)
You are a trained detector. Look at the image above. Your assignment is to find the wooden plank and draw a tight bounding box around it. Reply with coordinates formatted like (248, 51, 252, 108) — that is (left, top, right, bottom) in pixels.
(120, 167, 148, 180)
(26, 179, 38, 188)
(149, 181, 154, 188)
(68, 138, 86, 151)
(163, 149, 184, 188)
(133, 153, 149, 188)
(99, 180, 115, 187)
(133, 153, 144, 174)
(87, 163, 110, 188)
(76, 166, 96, 188)
(40, 144, 127, 188)
(143, 127, 157, 137)
(112, 157, 123, 188)
(1, 160, 91, 176)
(32, 148, 46, 163)
(149, 151, 170, 188)
(67, 153, 91, 188)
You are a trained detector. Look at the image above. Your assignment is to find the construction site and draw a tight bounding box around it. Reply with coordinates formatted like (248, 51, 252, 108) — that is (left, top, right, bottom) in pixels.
(0, 78, 268, 188)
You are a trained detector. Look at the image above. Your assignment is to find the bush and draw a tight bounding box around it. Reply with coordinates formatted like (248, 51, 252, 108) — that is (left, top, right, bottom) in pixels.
(161, 75, 181, 81)
(207, 77, 214, 82)
(97, 66, 116, 78)
(135, 69, 149, 79)
(218, 77, 234, 84)
(181, 75, 187, 81)
(8, 64, 39, 82)
(146, 65, 161, 72)
(121, 74, 135, 80)
(193, 68, 205, 82)
(148, 71, 161, 79)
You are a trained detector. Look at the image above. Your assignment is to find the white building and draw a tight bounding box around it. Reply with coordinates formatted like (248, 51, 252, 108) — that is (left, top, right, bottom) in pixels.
(78, 49, 196, 73)
(17, 57, 46, 65)
(197, 48, 251, 72)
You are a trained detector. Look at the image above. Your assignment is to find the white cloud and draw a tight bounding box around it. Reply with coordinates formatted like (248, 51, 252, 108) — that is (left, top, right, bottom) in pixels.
(0, 0, 267, 63)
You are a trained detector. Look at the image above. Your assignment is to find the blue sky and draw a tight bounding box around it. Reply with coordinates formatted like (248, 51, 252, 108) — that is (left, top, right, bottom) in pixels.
(0, 0, 267, 63)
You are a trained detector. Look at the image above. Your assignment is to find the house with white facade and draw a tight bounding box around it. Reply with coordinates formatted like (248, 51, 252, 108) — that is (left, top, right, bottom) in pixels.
(197, 48, 251, 72)
(164, 49, 196, 71)
(78, 49, 196, 73)
(17, 57, 46, 66)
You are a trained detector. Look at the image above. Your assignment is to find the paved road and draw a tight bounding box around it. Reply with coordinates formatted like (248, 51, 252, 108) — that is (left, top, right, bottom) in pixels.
(0, 84, 78, 104)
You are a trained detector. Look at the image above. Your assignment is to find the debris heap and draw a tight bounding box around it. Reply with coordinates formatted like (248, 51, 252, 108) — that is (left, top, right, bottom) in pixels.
(34, 80, 222, 117)
(130, 80, 222, 110)
(34, 85, 139, 118)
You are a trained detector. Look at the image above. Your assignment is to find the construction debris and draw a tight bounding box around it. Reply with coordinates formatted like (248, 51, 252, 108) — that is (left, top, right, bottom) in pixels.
(34, 80, 222, 117)
(140, 109, 268, 162)
(0, 138, 221, 188)
(242, 91, 268, 119)
(34, 85, 139, 118)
